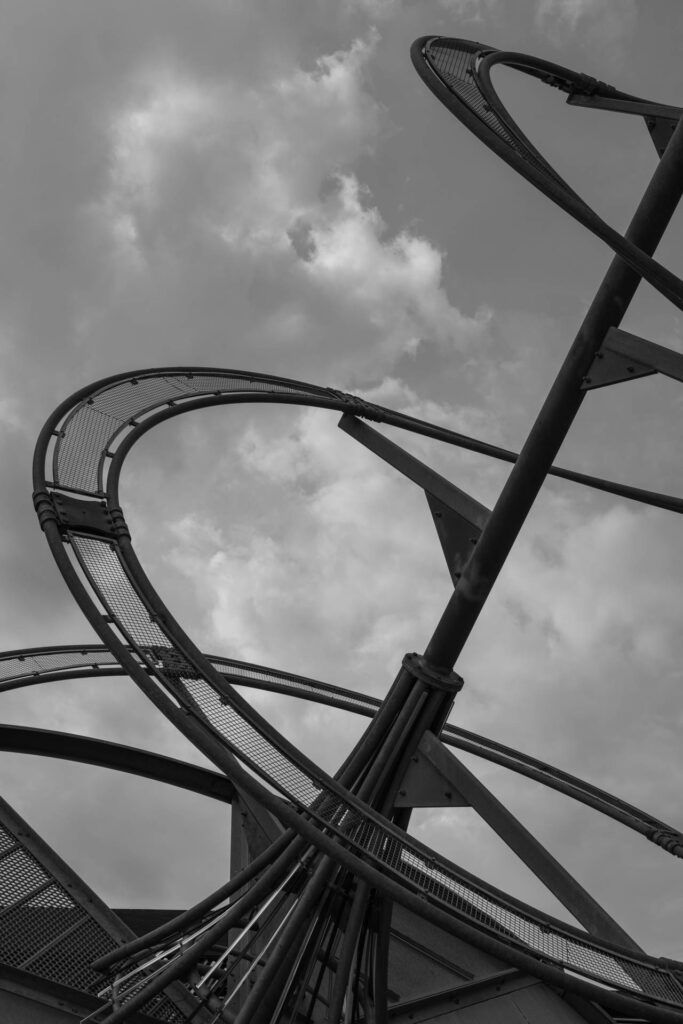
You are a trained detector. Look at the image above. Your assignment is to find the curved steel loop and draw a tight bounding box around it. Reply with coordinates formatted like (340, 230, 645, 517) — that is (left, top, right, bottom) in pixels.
(2, 642, 682, 858)
(32, 368, 683, 1020)
(411, 36, 683, 312)
(0, 722, 234, 802)
(30, 364, 683, 513)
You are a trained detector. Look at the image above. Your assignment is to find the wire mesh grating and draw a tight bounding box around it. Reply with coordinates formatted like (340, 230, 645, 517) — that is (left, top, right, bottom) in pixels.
(37, 367, 683, 1012)
(424, 41, 571, 190)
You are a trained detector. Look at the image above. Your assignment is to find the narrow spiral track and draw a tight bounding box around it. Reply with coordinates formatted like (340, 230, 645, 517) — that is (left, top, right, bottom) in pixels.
(30, 368, 683, 1022)
(22, 33, 683, 1024)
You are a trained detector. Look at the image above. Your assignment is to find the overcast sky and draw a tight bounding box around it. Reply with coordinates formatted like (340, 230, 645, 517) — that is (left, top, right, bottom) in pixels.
(1, 0, 683, 962)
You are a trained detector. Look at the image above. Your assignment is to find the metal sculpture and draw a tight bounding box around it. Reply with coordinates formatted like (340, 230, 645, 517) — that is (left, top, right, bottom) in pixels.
(1, 33, 683, 1024)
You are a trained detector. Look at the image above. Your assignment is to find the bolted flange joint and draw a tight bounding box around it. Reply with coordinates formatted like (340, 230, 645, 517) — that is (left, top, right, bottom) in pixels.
(649, 828, 683, 858)
(108, 505, 131, 540)
(148, 645, 198, 681)
(33, 490, 59, 532)
(35, 491, 131, 542)
(330, 390, 383, 423)
(402, 652, 464, 694)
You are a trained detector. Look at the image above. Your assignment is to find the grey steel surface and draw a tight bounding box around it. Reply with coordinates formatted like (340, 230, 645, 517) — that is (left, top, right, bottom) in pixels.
(584, 327, 683, 389)
(0, 724, 234, 803)
(30, 369, 683, 1021)
(0, 30, 679, 1024)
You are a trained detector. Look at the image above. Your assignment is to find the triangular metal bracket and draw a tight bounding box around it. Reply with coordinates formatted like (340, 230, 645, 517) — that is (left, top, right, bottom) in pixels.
(566, 90, 681, 158)
(338, 413, 490, 585)
(582, 326, 683, 390)
(396, 734, 641, 950)
(646, 115, 681, 157)
(426, 492, 481, 585)
(581, 345, 655, 390)
(0, 793, 207, 1019)
(395, 732, 470, 808)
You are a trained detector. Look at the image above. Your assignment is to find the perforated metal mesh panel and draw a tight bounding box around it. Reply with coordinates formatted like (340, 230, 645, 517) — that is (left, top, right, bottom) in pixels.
(74, 537, 169, 648)
(211, 657, 376, 711)
(54, 372, 322, 493)
(69, 522, 683, 1008)
(421, 40, 572, 191)
(38, 368, 683, 1013)
(0, 818, 115, 989)
(427, 43, 518, 148)
(0, 807, 187, 1021)
(0, 647, 120, 689)
(0, 655, 44, 682)
(3, 642, 679, 878)
(182, 677, 322, 806)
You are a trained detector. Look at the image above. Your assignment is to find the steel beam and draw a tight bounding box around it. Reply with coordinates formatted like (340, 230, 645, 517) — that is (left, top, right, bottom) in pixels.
(591, 326, 683, 386)
(0, 724, 234, 802)
(339, 414, 490, 585)
(2, 651, 682, 855)
(567, 92, 682, 120)
(387, 968, 523, 1020)
(230, 790, 283, 878)
(0, 964, 165, 1024)
(338, 413, 489, 528)
(424, 114, 683, 670)
(412, 733, 640, 951)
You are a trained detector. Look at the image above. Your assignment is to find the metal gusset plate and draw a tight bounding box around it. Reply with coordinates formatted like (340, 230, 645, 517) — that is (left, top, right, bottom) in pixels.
(0, 794, 194, 1022)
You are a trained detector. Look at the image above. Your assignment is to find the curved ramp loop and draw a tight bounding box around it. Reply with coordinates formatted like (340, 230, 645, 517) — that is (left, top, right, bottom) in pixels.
(11, 32, 683, 1024)
(411, 36, 683, 311)
(31, 369, 683, 1022)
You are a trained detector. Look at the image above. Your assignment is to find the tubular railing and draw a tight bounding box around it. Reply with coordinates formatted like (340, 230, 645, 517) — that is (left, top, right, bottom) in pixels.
(30, 369, 683, 1020)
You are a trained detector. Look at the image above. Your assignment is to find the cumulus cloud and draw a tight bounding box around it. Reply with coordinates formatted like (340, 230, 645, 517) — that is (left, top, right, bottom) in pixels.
(101, 70, 221, 271)
(97, 33, 381, 269)
(167, 403, 448, 681)
(91, 30, 485, 381)
(293, 175, 489, 361)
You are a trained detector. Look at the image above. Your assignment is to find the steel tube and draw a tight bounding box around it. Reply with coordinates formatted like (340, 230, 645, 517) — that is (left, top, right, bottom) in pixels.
(377, 689, 449, 817)
(334, 666, 418, 789)
(99, 849, 306, 1024)
(439, 747, 640, 949)
(92, 830, 298, 973)
(372, 898, 392, 1024)
(425, 114, 683, 670)
(354, 686, 428, 804)
(327, 880, 371, 1023)
(233, 858, 335, 1024)
(4, 653, 680, 848)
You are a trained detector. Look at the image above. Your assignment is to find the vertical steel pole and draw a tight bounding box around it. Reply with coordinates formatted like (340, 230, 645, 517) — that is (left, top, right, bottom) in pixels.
(425, 116, 683, 671)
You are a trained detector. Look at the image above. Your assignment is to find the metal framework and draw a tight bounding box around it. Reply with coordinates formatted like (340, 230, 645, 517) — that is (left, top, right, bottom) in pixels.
(1, 32, 683, 1024)
(1, 645, 682, 857)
